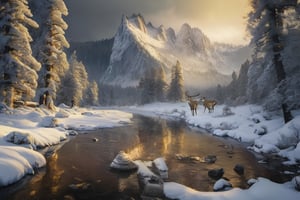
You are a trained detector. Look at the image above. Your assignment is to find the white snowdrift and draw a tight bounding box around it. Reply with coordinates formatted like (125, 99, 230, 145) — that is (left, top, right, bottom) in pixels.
(164, 178, 300, 200)
(0, 146, 46, 187)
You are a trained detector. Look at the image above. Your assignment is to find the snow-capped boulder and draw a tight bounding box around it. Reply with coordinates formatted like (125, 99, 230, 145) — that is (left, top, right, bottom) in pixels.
(153, 157, 168, 179)
(110, 151, 137, 171)
(213, 178, 232, 191)
(247, 178, 258, 186)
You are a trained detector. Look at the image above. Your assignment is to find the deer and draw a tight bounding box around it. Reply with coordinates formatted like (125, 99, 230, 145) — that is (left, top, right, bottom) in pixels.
(200, 97, 217, 113)
(186, 92, 200, 116)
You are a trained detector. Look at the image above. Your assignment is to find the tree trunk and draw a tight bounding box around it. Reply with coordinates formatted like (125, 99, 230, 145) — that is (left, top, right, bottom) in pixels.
(6, 85, 14, 108)
(271, 7, 293, 123)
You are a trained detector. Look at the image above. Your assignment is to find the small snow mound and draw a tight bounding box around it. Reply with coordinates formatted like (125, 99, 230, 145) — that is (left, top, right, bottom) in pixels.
(291, 176, 300, 191)
(38, 116, 58, 127)
(55, 109, 70, 118)
(222, 106, 234, 116)
(5, 131, 35, 146)
(58, 103, 70, 108)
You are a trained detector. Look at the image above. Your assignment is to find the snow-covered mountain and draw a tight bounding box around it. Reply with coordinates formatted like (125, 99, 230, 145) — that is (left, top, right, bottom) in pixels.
(100, 14, 251, 89)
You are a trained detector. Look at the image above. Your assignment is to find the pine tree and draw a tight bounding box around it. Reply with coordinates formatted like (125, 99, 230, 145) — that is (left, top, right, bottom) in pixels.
(167, 60, 185, 102)
(139, 67, 168, 104)
(38, 0, 69, 102)
(58, 51, 88, 106)
(237, 60, 250, 97)
(248, 0, 297, 123)
(84, 80, 99, 106)
(0, 0, 41, 107)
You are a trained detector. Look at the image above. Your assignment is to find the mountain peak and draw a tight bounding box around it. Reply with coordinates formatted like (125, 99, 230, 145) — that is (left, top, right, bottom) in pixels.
(176, 23, 212, 54)
(127, 13, 148, 34)
(102, 14, 249, 88)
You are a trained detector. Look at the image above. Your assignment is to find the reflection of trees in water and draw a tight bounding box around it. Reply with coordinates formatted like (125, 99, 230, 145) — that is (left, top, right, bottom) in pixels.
(20, 152, 65, 199)
(44, 153, 65, 194)
(136, 116, 186, 159)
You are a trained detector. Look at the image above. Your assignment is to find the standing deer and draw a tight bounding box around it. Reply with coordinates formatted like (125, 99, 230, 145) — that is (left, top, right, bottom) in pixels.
(186, 92, 200, 116)
(201, 97, 217, 113)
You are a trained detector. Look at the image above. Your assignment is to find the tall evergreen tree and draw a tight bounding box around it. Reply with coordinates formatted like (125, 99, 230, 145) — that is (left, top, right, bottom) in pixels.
(38, 0, 69, 102)
(0, 0, 41, 107)
(84, 80, 99, 106)
(58, 51, 88, 106)
(167, 60, 185, 102)
(236, 60, 250, 97)
(248, 0, 297, 123)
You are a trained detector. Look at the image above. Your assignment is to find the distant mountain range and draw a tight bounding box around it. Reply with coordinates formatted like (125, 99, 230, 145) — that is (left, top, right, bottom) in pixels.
(96, 14, 250, 89)
(29, 0, 251, 90)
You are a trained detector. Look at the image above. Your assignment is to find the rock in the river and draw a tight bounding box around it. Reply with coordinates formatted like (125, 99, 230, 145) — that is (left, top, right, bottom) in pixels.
(110, 151, 137, 171)
(69, 182, 91, 190)
(68, 130, 78, 136)
(141, 175, 165, 199)
(233, 164, 244, 175)
(208, 168, 224, 180)
(204, 155, 217, 163)
(247, 178, 258, 186)
(153, 157, 168, 179)
(213, 178, 232, 191)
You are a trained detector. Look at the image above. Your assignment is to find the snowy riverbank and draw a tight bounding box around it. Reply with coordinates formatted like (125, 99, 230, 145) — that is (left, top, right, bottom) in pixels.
(0, 105, 132, 187)
(0, 103, 299, 199)
(125, 102, 300, 165)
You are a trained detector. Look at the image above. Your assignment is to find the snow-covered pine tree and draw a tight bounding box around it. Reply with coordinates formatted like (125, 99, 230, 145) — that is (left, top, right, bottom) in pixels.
(248, 0, 298, 123)
(0, 0, 41, 107)
(38, 0, 69, 102)
(58, 51, 88, 107)
(167, 60, 185, 102)
(281, 2, 300, 112)
(84, 80, 99, 106)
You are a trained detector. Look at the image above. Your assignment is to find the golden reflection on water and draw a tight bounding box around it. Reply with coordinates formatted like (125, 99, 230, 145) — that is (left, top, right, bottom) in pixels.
(126, 143, 144, 160)
(46, 152, 65, 194)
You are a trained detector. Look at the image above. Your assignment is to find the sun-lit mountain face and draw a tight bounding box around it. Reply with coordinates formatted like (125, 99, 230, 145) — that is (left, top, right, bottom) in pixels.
(100, 14, 251, 89)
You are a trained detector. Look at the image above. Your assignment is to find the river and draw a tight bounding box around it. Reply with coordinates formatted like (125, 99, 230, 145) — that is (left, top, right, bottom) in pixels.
(1, 115, 287, 200)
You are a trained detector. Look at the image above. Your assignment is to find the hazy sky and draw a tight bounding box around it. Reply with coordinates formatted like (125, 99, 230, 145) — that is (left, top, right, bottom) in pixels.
(64, 0, 251, 45)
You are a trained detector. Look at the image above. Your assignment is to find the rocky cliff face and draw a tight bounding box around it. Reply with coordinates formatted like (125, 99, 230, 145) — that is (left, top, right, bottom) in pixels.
(100, 14, 250, 89)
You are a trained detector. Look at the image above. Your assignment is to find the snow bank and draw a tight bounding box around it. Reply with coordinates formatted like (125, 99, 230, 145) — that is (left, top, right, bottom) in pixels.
(164, 178, 300, 200)
(0, 146, 46, 187)
(0, 106, 133, 187)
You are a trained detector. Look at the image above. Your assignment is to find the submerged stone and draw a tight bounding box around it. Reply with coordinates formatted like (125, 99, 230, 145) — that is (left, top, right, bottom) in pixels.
(208, 168, 224, 180)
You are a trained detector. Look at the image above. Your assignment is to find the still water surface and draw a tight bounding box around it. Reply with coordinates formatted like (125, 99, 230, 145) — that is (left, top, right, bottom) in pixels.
(2, 115, 284, 199)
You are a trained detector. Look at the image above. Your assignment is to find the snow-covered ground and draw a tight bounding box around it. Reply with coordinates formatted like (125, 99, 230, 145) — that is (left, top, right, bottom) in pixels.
(0, 102, 299, 199)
